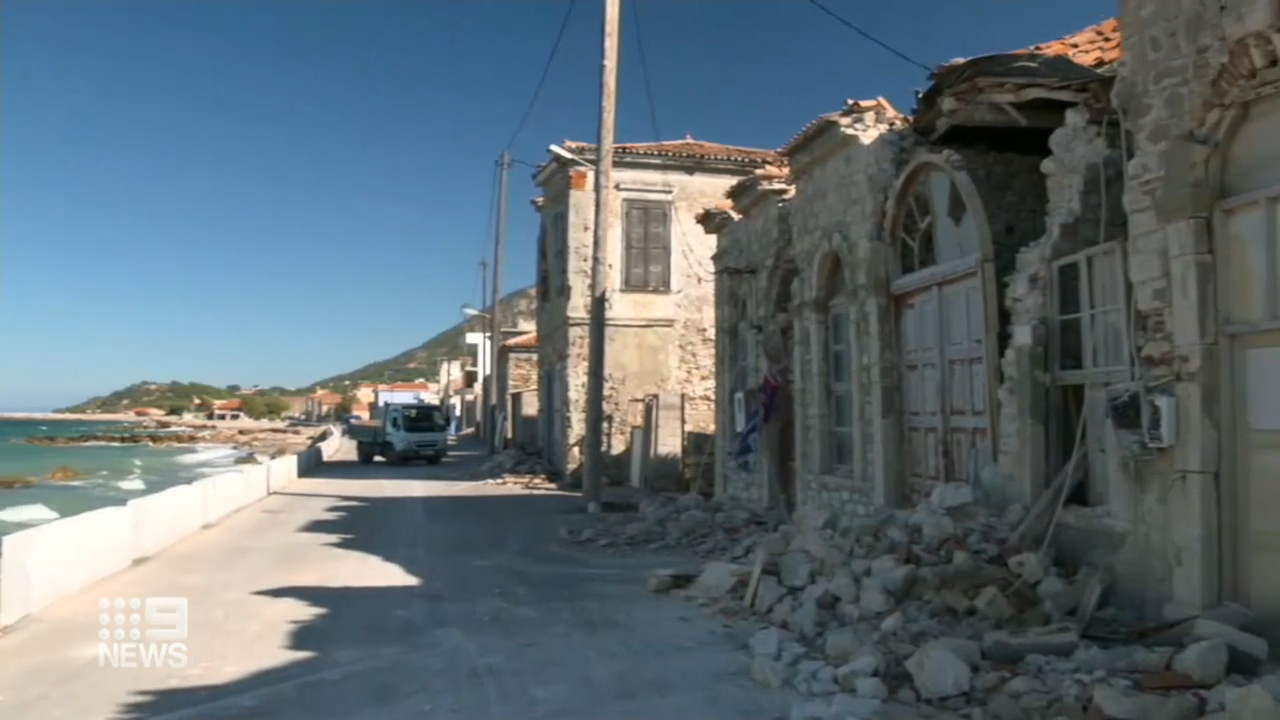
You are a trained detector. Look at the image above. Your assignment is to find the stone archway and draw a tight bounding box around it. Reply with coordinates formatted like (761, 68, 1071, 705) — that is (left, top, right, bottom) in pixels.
(762, 260, 799, 512)
(882, 153, 1000, 493)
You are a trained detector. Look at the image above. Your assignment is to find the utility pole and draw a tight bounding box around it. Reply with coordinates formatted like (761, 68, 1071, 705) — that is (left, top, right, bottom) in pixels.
(490, 151, 511, 454)
(479, 257, 488, 437)
(583, 0, 620, 513)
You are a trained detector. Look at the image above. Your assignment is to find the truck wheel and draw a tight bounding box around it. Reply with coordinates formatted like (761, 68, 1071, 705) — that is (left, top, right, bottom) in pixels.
(356, 445, 374, 464)
(426, 455, 442, 465)
(383, 444, 404, 465)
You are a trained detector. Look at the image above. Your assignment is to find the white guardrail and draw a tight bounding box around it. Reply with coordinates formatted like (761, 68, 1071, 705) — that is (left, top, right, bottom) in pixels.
(0, 426, 345, 628)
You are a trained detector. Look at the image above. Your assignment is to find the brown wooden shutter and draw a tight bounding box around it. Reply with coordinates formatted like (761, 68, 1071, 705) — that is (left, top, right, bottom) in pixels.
(625, 202, 648, 289)
(646, 204, 670, 289)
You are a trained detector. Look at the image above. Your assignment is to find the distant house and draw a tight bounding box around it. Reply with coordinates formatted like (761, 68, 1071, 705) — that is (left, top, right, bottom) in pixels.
(278, 396, 308, 418)
(306, 391, 345, 421)
(131, 407, 167, 417)
(210, 399, 245, 422)
(496, 332, 539, 451)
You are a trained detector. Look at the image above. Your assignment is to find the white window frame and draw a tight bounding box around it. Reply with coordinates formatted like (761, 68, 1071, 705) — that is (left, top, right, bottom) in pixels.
(1048, 241, 1131, 385)
(826, 301, 854, 473)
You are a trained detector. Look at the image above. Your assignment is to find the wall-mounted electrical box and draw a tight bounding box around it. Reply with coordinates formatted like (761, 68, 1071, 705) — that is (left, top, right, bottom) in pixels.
(1143, 393, 1177, 449)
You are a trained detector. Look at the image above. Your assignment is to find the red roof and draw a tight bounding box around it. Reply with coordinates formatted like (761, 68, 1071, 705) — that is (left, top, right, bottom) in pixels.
(560, 137, 780, 166)
(1018, 18, 1121, 69)
(213, 399, 243, 411)
(388, 382, 434, 391)
(502, 332, 538, 350)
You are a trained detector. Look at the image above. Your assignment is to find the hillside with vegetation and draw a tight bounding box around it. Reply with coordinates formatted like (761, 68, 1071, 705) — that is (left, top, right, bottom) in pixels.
(55, 286, 537, 414)
(55, 382, 242, 415)
(308, 285, 537, 391)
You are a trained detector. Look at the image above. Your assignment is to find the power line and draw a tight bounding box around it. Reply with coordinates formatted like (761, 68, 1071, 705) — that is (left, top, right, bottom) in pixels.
(629, 0, 714, 282)
(502, 0, 578, 151)
(805, 0, 932, 72)
(630, 0, 661, 146)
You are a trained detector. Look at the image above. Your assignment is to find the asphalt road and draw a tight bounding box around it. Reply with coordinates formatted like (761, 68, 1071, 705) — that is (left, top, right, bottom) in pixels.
(0, 439, 789, 720)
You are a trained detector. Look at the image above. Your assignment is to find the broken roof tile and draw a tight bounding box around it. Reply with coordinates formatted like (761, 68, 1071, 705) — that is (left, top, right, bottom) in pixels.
(778, 97, 901, 157)
(502, 331, 538, 350)
(726, 163, 791, 199)
(1018, 18, 1121, 70)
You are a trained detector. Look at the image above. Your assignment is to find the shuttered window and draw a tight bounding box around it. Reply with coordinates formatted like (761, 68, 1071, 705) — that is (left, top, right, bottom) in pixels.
(622, 200, 671, 291)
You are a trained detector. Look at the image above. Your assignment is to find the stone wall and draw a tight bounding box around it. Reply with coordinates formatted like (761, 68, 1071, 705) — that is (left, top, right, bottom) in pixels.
(507, 352, 538, 393)
(713, 188, 790, 508)
(536, 170, 581, 476)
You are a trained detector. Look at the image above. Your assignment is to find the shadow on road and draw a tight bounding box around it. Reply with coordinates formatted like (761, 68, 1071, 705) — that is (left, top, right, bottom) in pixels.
(316, 438, 492, 483)
(110, 474, 781, 719)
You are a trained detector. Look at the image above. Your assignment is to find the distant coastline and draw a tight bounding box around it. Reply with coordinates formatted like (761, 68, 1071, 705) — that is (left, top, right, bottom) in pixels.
(0, 413, 144, 423)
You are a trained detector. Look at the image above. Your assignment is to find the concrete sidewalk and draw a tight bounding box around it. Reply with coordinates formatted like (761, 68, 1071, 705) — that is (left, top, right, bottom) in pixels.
(0, 440, 788, 720)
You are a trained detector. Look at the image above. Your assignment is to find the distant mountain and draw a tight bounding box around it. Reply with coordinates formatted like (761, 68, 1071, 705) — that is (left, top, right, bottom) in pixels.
(308, 286, 538, 390)
(55, 382, 244, 414)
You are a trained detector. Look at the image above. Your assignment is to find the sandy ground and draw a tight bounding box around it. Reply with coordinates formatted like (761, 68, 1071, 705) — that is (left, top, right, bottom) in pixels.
(0, 439, 791, 720)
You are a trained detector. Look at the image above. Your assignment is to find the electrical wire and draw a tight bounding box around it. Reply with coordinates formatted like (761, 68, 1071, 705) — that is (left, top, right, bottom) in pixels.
(502, 0, 578, 151)
(630, 0, 662, 149)
(629, 0, 716, 281)
(805, 0, 932, 72)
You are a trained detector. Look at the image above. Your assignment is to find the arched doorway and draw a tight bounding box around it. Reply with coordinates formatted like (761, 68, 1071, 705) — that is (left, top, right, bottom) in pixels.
(763, 263, 798, 512)
(1218, 88, 1280, 638)
(885, 156, 997, 490)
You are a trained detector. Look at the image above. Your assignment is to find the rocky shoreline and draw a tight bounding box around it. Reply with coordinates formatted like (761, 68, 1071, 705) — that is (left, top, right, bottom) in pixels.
(21, 423, 324, 459)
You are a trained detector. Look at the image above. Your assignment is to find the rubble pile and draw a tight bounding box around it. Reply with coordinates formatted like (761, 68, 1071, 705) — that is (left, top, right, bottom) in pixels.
(477, 448, 556, 489)
(559, 491, 782, 554)
(561, 485, 1279, 719)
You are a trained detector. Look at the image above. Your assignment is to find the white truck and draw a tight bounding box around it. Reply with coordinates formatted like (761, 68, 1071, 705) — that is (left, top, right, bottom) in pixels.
(349, 402, 449, 465)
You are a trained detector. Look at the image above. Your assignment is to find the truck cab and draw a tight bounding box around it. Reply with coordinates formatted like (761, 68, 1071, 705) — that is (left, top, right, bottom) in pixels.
(351, 402, 449, 465)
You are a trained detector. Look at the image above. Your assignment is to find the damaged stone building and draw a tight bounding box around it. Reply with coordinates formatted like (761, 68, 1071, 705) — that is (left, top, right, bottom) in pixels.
(531, 139, 780, 483)
(1109, 0, 1280, 639)
(700, 17, 1277, 631)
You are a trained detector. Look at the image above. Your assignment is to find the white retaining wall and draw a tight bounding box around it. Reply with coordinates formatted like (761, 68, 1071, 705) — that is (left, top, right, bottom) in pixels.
(0, 427, 344, 628)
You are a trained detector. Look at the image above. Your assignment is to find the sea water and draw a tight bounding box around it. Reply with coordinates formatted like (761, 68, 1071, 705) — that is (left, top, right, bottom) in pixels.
(0, 420, 243, 536)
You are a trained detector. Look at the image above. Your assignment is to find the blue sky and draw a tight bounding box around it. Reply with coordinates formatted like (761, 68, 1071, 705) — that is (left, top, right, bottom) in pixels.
(0, 0, 1115, 411)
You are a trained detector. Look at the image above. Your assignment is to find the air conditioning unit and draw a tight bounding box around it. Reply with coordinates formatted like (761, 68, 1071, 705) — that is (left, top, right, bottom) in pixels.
(733, 391, 746, 432)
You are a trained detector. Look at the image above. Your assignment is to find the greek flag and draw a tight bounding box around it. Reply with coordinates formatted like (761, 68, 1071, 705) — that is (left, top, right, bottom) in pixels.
(732, 372, 783, 471)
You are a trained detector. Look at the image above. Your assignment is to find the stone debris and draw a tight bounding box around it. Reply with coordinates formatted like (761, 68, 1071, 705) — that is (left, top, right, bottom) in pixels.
(561, 490, 1280, 718)
(476, 448, 556, 488)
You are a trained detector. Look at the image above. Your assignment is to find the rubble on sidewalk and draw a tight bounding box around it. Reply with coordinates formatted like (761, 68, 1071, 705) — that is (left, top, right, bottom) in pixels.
(475, 448, 557, 489)
(560, 483, 1280, 719)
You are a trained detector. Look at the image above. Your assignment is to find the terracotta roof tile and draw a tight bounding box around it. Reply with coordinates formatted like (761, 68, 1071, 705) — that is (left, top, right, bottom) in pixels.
(502, 331, 538, 349)
(561, 136, 780, 165)
(779, 97, 901, 157)
(726, 164, 791, 199)
(1017, 18, 1121, 69)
